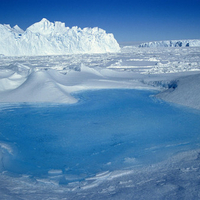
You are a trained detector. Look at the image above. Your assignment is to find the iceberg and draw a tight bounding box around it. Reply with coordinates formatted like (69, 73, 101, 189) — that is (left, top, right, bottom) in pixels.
(0, 18, 120, 56)
(139, 39, 200, 47)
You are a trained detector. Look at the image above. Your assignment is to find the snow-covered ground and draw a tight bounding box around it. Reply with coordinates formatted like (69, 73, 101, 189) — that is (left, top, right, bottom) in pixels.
(0, 45, 200, 199)
(0, 45, 200, 109)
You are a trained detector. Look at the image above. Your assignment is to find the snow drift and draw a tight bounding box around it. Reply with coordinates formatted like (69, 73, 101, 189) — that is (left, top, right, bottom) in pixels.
(139, 39, 200, 47)
(0, 62, 143, 104)
(0, 18, 120, 56)
(157, 73, 200, 110)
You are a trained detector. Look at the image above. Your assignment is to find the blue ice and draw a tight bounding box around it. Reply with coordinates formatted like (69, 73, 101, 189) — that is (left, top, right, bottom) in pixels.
(0, 89, 200, 184)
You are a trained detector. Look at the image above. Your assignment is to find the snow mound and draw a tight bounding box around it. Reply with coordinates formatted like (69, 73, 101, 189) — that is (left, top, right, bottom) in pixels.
(0, 69, 77, 104)
(0, 62, 143, 104)
(0, 18, 120, 56)
(157, 73, 200, 110)
(139, 39, 200, 47)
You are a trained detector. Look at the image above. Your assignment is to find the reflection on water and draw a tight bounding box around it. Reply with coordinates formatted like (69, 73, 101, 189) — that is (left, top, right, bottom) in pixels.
(0, 89, 200, 184)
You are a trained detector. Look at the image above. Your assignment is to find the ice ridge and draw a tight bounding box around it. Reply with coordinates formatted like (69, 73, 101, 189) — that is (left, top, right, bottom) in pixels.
(0, 18, 120, 56)
(139, 39, 200, 47)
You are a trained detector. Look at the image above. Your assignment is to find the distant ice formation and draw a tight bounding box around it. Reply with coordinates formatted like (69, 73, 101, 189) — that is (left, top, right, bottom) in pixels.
(139, 39, 200, 47)
(0, 18, 120, 56)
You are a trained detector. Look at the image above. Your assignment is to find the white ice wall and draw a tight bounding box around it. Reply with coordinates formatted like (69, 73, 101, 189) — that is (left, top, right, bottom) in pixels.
(139, 39, 200, 47)
(0, 18, 120, 56)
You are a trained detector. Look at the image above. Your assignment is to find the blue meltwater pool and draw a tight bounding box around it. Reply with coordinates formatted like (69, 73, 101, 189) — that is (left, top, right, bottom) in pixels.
(0, 89, 200, 184)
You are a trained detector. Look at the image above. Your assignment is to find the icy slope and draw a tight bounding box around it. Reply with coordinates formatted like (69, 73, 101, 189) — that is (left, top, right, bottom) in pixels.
(0, 18, 120, 56)
(139, 39, 200, 47)
(157, 73, 200, 110)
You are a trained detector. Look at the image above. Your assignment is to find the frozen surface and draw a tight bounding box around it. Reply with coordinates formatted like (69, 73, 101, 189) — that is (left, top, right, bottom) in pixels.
(0, 90, 200, 199)
(0, 18, 120, 56)
(0, 45, 200, 199)
(0, 45, 200, 109)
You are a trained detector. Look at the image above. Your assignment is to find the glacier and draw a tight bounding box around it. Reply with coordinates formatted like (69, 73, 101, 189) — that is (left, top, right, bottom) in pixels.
(139, 39, 200, 47)
(0, 18, 120, 56)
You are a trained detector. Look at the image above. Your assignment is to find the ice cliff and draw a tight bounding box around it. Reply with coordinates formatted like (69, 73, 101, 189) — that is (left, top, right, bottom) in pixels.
(139, 39, 200, 47)
(0, 18, 120, 56)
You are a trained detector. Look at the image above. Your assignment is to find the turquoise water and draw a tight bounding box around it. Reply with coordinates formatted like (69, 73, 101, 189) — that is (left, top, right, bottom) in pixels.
(0, 89, 200, 183)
